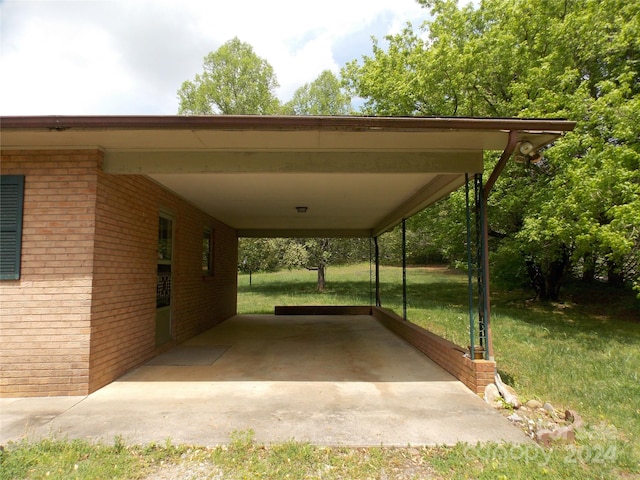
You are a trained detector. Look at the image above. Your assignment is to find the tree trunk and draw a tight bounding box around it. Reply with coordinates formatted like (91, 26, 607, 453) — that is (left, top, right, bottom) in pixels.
(544, 257, 566, 301)
(316, 238, 330, 291)
(317, 263, 326, 291)
(526, 260, 546, 300)
(544, 248, 570, 301)
(526, 248, 569, 301)
(249, 271, 252, 287)
(582, 253, 596, 282)
(607, 259, 624, 287)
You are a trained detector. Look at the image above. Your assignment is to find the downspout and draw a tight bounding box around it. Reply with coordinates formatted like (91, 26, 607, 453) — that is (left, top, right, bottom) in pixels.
(480, 130, 519, 360)
(484, 130, 519, 198)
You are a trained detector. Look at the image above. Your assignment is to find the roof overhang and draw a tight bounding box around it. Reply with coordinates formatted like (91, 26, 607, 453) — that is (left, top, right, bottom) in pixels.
(0, 115, 575, 237)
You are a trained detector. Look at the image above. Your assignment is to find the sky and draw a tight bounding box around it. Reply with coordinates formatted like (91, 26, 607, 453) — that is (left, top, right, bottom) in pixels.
(0, 0, 432, 115)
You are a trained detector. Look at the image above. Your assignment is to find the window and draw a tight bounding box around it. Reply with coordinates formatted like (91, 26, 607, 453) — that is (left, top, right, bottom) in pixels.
(158, 215, 173, 262)
(202, 227, 214, 276)
(0, 175, 25, 280)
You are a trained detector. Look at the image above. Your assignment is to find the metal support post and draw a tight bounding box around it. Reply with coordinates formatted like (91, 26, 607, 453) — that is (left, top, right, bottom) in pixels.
(481, 194, 494, 360)
(474, 174, 492, 360)
(465, 175, 475, 357)
(374, 236, 381, 307)
(402, 218, 407, 320)
(369, 237, 373, 306)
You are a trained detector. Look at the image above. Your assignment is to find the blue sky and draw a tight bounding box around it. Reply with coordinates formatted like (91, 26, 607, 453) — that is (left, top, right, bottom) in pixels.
(0, 0, 431, 115)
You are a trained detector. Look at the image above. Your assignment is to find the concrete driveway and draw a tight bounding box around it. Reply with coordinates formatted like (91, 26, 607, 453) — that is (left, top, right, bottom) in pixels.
(1, 314, 529, 446)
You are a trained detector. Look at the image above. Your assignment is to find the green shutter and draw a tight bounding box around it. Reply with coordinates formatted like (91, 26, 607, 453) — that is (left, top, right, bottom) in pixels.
(0, 175, 25, 280)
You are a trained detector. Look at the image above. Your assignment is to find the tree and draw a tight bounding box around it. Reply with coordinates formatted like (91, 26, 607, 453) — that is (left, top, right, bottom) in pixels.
(343, 0, 640, 300)
(178, 37, 280, 115)
(282, 70, 352, 115)
(238, 238, 272, 286)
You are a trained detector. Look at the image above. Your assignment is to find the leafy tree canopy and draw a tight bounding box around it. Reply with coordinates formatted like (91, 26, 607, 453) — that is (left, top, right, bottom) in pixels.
(178, 37, 280, 115)
(282, 70, 352, 115)
(343, 0, 640, 299)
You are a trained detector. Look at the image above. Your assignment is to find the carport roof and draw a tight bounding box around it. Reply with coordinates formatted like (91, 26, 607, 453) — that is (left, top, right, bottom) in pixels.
(0, 115, 575, 237)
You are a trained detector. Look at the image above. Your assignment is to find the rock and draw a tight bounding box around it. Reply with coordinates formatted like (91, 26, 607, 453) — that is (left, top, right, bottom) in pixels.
(536, 425, 576, 446)
(565, 409, 584, 429)
(526, 399, 543, 409)
(543, 402, 557, 417)
(507, 413, 524, 423)
(484, 383, 502, 408)
(494, 373, 521, 408)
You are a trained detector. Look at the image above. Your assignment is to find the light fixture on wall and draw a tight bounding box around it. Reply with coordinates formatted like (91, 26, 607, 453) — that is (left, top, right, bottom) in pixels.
(514, 140, 544, 167)
(296, 206, 308, 213)
(519, 141, 534, 155)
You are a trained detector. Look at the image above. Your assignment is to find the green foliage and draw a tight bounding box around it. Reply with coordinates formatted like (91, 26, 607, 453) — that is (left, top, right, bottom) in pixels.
(343, 0, 640, 298)
(177, 37, 280, 115)
(238, 238, 289, 274)
(491, 238, 530, 290)
(377, 212, 450, 265)
(282, 70, 352, 115)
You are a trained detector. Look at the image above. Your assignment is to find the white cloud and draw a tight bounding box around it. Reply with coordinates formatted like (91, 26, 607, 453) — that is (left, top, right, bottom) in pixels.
(0, 0, 429, 115)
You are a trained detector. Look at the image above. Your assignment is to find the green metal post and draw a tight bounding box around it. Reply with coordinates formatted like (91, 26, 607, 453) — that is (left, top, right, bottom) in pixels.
(475, 174, 490, 359)
(369, 237, 373, 306)
(402, 219, 407, 320)
(374, 236, 381, 307)
(465, 174, 475, 358)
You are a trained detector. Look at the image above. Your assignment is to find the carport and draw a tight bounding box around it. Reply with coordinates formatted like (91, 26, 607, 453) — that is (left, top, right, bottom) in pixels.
(1, 115, 575, 394)
(94, 115, 573, 364)
(1, 115, 576, 444)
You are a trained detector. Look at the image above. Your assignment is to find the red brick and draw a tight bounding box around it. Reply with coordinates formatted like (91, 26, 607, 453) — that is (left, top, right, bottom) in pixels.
(372, 307, 497, 394)
(0, 149, 237, 397)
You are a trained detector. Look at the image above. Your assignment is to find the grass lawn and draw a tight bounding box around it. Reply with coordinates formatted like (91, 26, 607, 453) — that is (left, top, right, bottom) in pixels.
(2, 264, 639, 479)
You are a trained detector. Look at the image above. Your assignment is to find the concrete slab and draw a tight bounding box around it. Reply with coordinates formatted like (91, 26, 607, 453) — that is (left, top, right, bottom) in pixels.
(0, 315, 530, 446)
(0, 396, 84, 441)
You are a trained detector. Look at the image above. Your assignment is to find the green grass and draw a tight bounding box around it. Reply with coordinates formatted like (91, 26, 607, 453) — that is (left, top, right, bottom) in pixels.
(0, 436, 185, 480)
(3, 264, 639, 479)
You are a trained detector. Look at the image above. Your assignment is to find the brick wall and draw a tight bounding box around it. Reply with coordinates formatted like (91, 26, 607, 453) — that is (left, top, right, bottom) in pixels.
(170, 203, 238, 345)
(372, 307, 495, 394)
(89, 163, 238, 392)
(0, 150, 98, 396)
(0, 149, 238, 397)
(88, 162, 158, 392)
